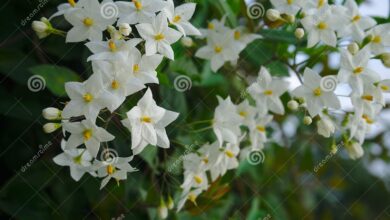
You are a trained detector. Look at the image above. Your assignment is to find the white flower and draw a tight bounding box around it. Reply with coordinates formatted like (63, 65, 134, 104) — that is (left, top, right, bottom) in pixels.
(177, 188, 203, 212)
(351, 83, 382, 119)
(209, 142, 240, 181)
(42, 107, 62, 120)
(338, 48, 380, 95)
(181, 166, 208, 193)
(337, 0, 376, 41)
(237, 100, 256, 127)
(212, 96, 243, 147)
(121, 88, 179, 155)
(49, 0, 85, 19)
(231, 27, 262, 52)
(199, 17, 229, 37)
(364, 24, 390, 55)
(64, 0, 117, 42)
(95, 156, 137, 189)
(375, 79, 390, 106)
(292, 68, 341, 117)
(247, 67, 289, 115)
(136, 13, 182, 59)
(63, 119, 115, 157)
(345, 141, 364, 160)
(86, 38, 142, 62)
(348, 114, 373, 144)
(270, 0, 302, 15)
(62, 73, 113, 122)
(118, 23, 132, 36)
(249, 114, 273, 150)
(53, 140, 95, 181)
(125, 49, 163, 85)
(195, 31, 239, 72)
(116, 0, 165, 25)
(316, 112, 336, 138)
(301, 6, 340, 47)
(163, 0, 201, 36)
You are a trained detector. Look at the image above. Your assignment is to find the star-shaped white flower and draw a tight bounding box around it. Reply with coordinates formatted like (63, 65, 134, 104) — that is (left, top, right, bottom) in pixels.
(121, 88, 179, 155)
(316, 112, 336, 138)
(364, 24, 390, 55)
(247, 67, 289, 115)
(249, 114, 273, 150)
(351, 83, 382, 119)
(95, 156, 137, 189)
(64, 0, 117, 42)
(136, 13, 182, 60)
(163, 0, 201, 36)
(237, 100, 257, 127)
(270, 0, 303, 15)
(116, 0, 165, 25)
(62, 73, 113, 122)
(230, 27, 262, 52)
(63, 119, 115, 157)
(86, 38, 142, 62)
(209, 142, 240, 181)
(292, 68, 341, 117)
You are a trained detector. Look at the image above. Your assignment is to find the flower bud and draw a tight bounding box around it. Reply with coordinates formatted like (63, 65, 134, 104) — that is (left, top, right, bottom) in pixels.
(348, 42, 359, 55)
(157, 198, 168, 219)
(32, 17, 50, 39)
(287, 100, 299, 111)
(119, 23, 132, 36)
(43, 123, 61, 133)
(42, 107, 62, 120)
(380, 53, 390, 68)
(266, 9, 281, 22)
(316, 117, 335, 138)
(107, 25, 121, 40)
(282, 14, 295, 23)
(181, 36, 193, 47)
(345, 142, 364, 160)
(303, 116, 312, 125)
(167, 195, 174, 210)
(295, 28, 304, 39)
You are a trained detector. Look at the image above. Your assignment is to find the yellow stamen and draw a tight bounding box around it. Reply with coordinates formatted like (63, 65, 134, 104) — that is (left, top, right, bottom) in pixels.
(317, 22, 327, 30)
(141, 116, 152, 123)
(111, 80, 119, 90)
(380, 85, 389, 91)
(83, 17, 94, 27)
(133, 0, 142, 10)
(287, 0, 293, 5)
(313, 87, 322, 96)
(239, 111, 247, 117)
(83, 129, 92, 141)
(264, 90, 273, 96)
(133, 64, 140, 73)
(83, 93, 93, 103)
(68, 0, 76, 7)
(353, 67, 364, 75)
(318, 0, 325, 8)
(214, 46, 222, 53)
(361, 95, 373, 101)
(154, 33, 165, 41)
(234, 31, 241, 40)
(372, 35, 382, 44)
(188, 193, 196, 203)
(362, 114, 374, 124)
(352, 15, 361, 22)
(194, 175, 203, 184)
(106, 165, 115, 175)
(73, 155, 82, 164)
(173, 15, 181, 23)
(225, 150, 235, 158)
(108, 40, 117, 52)
(202, 157, 209, 164)
(208, 23, 214, 30)
(256, 126, 265, 132)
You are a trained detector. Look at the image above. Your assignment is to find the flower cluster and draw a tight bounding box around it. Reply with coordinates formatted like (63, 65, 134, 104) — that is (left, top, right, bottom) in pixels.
(37, 0, 200, 189)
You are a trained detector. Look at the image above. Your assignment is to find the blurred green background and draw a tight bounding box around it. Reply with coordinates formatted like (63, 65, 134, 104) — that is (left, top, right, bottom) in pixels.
(1, 0, 390, 219)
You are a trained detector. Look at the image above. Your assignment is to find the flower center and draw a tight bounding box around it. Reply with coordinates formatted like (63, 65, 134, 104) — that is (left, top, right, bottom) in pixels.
(372, 35, 382, 44)
(287, 0, 293, 5)
(380, 85, 389, 91)
(318, 0, 325, 8)
(111, 80, 120, 90)
(353, 67, 364, 75)
(202, 157, 209, 164)
(194, 175, 203, 184)
(313, 87, 322, 96)
(188, 193, 196, 203)
(234, 31, 241, 40)
(239, 111, 247, 117)
(133, 64, 140, 73)
(352, 15, 361, 22)
(317, 22, 327, 30)
(73, 154, 82, 164)
(68, 0, 76, 7)
(154, 33, 165, 41)
(214, 46, 222, 53)
(83, 17, 94, 27)
(133, 0, 142, 10)
(208, 23, 214, 30)
(362, 114, 374, 124)
(83, 93, 93, 103)
(225, 150, 235, 158)
(83, 129, 92, 141)
(106, 165, 116, 175)
(264, 90, 273, 96)
(256, 126, 265, 132)
(141, 116, 152, 123)
(361, 95, 373, 101)
(108, 40, 117, 52)
(173, 15, 181, 23)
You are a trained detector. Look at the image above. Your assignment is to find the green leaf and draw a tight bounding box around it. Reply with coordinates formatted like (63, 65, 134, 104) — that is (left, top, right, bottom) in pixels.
(266, 61, 289, 77)
(260, 29, 297, 44)
(29, 65, 81, 97)
(139, 145, 157, 170)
